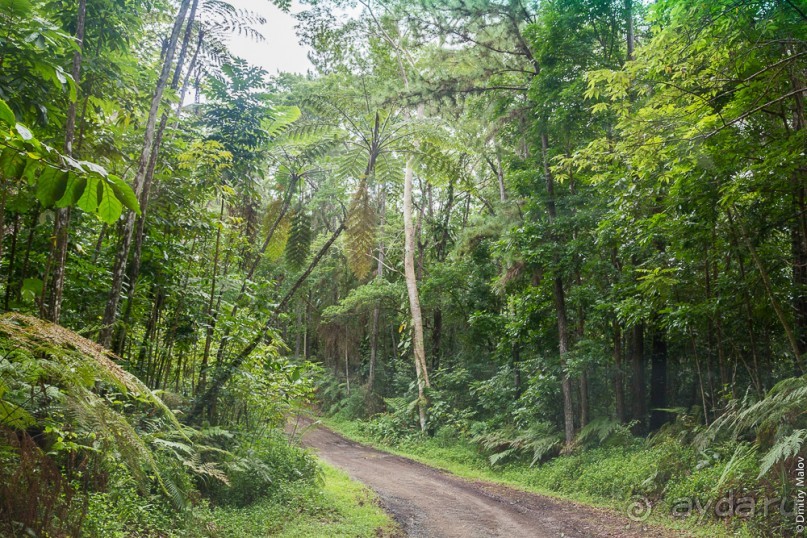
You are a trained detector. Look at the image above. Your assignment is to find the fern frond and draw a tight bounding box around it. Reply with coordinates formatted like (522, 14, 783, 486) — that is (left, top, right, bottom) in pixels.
(285, 206, 311, 270)
(345, 180, 376, 279)
(759, 429, 806, 477)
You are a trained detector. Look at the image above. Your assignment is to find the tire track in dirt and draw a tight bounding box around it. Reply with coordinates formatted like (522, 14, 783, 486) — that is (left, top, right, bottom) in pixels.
(292, 418, 687, 538)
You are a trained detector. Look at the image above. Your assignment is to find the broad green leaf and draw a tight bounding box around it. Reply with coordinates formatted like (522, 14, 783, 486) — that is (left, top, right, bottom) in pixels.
(79, 160, 107, 177)
(0, 0, 32, 17)
(22, 158, 39, 185)
(0, 148, 25, 178)
(36, 167, 68, 206)
(20, 278, 43, 303)
(14, 123, 33, 141)
(0, 99, 14, 126)
(97, 181, 123, 224)
(107, 174, 140, 215)
(55, 173, 86, 208)
(76, 175, 101, 213)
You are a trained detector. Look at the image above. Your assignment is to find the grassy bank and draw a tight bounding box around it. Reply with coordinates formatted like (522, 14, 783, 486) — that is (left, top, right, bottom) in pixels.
(321, 417, 782, 538)
(210, 461, 400, 537)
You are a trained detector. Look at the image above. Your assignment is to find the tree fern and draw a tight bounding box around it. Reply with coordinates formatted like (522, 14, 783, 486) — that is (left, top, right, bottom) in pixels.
(472, 423, 561, 466)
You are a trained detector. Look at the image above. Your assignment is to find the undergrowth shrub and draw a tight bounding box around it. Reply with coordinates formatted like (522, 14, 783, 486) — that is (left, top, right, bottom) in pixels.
(317, 375, 370, 420)
(203, 430, 318, 507)
(82, 468, 186, 538)
(357, 397, 419, 444)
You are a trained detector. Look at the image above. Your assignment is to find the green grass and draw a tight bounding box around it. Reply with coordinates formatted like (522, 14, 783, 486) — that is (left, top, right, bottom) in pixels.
(210, 460, 400, 537)
(320, 417, 760, 538)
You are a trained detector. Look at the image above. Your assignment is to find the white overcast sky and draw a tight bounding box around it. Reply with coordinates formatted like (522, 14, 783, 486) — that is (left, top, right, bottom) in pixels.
(225, 0, 314, 75)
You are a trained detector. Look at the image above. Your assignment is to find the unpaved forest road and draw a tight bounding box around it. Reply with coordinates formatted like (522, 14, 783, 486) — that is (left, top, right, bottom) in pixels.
(293, 418, 686, 538)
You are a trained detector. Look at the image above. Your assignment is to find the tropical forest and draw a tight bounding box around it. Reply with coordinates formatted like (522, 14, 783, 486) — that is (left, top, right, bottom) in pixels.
(0, 0, 805, 536)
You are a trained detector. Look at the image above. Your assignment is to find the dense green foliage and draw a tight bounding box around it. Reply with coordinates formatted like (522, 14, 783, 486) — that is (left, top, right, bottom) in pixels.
(0, 0, 805, 534)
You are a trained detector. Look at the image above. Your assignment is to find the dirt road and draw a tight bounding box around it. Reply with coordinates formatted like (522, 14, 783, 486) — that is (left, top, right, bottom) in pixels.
(294, 419, 683, 538)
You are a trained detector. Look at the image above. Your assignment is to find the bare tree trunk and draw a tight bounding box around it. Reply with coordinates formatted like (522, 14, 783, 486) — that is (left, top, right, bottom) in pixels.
(541, 132, 575, 446)
(344, 328, 350, 396)
(649, 327, 669, 431)
(630, 322, 646, 433)
(728, 206, 802, 363)
(360, 4, 431, 430)
(198, 199, 225, 396)
(114, 0, 201, 351)
(0, 180, 7, 268)
(3, 214, 19, 310)
(213, 180, 295, 365)
(45, 0, 86, 323)
(99, 0, 192, 347)
(625, 0, 634, 62)
(613, 322, 626, 422)
(404, 104, 431, 433)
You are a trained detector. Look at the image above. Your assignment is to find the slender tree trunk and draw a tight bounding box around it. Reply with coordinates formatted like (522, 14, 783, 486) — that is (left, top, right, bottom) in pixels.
(114, 0, 200, 350)
(432, 309, 442, 371)
(198, 199, 225, 396)
(404, 104, 431, 432)
(45, 0, 86, 323)
(0, 185, 7, 288)
(630, 322, 646, 432)
(728, 206, 802, 363)
(99, 0, 192, 347)
(541, 132, 575, 446)
(496, 150, 506, 202)
(649, 327, 669, 431)
(3, 214, 19, 310)
(613, 322, 626, 422)
(213, 180, 295, 365)
(625, 0, 634, 62)
(344, 328, 350, 396)
(430, 179, 454, 374)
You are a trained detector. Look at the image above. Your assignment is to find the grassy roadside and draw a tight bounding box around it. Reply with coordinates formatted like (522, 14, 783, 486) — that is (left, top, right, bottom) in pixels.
(320, 416, 751, 538)
(210, 459, 401, 537)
